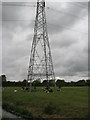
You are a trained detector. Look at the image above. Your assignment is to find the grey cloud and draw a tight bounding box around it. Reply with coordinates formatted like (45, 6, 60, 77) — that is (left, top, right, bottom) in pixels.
(2, 2, 88, 81)
(2, 2, 35, 37)
(46, 2, 88, 34)
(26, 33, 33, 41)
(3, 54, 29, 80)
(50, 34, 78, 49)
(51, 31, 88, 77)
(52, 45, 88, 77)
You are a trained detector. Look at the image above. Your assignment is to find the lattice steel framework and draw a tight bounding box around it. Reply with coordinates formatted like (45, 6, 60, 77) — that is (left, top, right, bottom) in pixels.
(27, 0, 55, 87)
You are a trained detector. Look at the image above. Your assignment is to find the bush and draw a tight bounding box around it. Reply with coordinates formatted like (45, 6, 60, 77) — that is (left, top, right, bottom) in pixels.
(2, 103, 33, 118)
(2, 103, 14, 112)
(44, 103, 57, 115)
(36, 115, 44, 120)
(20, 109, 33, 118)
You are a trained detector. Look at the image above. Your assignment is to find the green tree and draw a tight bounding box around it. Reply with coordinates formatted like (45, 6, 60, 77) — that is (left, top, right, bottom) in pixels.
(76, 80, 86, 86)
(1, 75, 7, 87)
(56, 79, 65, 88)
(49, 80, 55, 86)
(86, 79, 90, 86)
(22, 79, 27, 86)
(42, 80, 48, 86)
(1, 75, 7, 82)
(32, 79, 41, 87)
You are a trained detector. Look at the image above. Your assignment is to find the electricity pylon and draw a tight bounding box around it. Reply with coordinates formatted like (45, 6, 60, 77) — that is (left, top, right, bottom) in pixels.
(27, 0, 55, 89)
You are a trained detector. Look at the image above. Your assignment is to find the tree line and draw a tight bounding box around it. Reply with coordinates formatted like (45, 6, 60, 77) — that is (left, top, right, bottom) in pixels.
(0, 75, 90, 87)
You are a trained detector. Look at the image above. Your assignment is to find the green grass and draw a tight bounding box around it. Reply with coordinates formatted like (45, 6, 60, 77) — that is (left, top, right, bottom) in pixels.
(2, 86, 89, 118)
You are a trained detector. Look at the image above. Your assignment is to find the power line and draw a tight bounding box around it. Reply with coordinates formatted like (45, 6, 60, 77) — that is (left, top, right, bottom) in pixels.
(1, 3, 87, 21)
(1, 2, 88, 18)
(0, 2, 87, 7)
(1, 19, 34, 21)
(0, 3, 36, 7)
(47, 7, 87, 21)
(1, 7, 87, 22)
(0, 2, 87, 9)
(0, 3, 88, 35)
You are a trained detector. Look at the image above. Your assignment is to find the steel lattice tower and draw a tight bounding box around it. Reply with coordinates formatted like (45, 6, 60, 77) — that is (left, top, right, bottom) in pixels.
(27, 0, 55, 88)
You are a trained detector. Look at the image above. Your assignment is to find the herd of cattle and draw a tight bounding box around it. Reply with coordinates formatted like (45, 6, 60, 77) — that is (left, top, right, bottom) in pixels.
(13, 86, 61, 93)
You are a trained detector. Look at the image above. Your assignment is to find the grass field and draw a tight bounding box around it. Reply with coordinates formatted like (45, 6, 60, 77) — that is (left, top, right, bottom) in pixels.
(2, 87, 88, 119)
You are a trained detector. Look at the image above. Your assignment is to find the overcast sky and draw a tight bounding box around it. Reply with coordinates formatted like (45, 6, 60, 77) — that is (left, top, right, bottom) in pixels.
(2, 1, 88, 82)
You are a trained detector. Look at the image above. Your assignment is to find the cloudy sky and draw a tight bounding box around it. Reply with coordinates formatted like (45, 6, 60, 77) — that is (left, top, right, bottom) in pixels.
(2, 1, 88, 82)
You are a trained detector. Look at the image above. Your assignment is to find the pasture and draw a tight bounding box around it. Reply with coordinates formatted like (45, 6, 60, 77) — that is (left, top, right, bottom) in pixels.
(2, 87, 88, 119)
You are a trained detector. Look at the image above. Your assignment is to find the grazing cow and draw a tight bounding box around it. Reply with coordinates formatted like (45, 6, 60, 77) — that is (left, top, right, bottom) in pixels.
(21, 87, 25, 90)
(14, 89, 17, 93)
(44, 87, 53, 93)
(49, 89, 53, 93)
(57, 89, 61, 92)
(25, 87, 29, 91)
